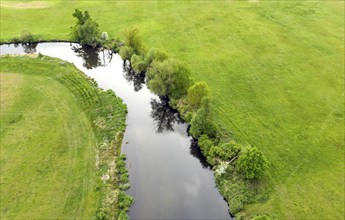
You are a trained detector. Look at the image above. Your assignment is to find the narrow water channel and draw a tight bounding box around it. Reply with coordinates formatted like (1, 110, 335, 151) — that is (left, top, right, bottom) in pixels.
(0, 43, 231, 220)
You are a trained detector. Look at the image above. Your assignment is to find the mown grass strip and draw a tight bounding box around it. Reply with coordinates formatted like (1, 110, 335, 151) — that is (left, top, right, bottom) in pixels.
(0, 55, 130, 219)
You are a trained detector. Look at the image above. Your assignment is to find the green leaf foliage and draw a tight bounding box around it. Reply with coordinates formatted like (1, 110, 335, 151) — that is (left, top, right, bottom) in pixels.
(123, 28, 143, 55)
(119, 46, 135, 60)
(198, 135, 215, 156)
(189, 106, 218, 139)
(147, 59, 192, 99)
(251, 215, 272, 220)
(187, 81, 211, 110)
(130, 54, 146, 73)
(130, 48, 168, 74)
(71, 9, 101, 47)
(237, 147, 269, 180)
(117, 211, 129, 220)
(208, 141, 241, 165)
(118, 191, 135, 211)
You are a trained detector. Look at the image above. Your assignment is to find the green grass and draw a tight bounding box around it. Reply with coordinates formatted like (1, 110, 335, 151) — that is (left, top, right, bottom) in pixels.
(0, 55, 127, 219)
(1, 1, 344, 218)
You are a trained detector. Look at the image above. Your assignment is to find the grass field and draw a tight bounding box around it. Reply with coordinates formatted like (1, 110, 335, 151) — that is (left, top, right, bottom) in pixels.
(1, 1, 344, 219)
(0, 55, 127, 219)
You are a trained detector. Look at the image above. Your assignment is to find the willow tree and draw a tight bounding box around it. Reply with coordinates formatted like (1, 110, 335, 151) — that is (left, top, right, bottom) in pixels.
(147, 59, 192, 100)
(70, 9, 101, 48)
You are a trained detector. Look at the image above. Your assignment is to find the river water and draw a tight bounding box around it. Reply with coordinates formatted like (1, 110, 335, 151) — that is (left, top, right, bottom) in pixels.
(0, 43, 231, 220)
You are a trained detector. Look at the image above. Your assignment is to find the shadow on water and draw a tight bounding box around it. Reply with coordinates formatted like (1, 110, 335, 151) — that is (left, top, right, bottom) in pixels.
(190, 139, 212, 169)
(71, 44, 113, 69)
(0, 42, 232, 219)
(122, 61, 145, 92)
(150, 97, 183, 133)
(14, 43, 38, 54)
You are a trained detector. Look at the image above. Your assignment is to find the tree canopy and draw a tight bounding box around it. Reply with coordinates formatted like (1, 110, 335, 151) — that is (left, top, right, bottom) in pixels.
(147, 59, 192, 100)
(119, 28, 143, 60)
(237, 147, 269, 180)
(71, 9, 100, 47)
(188, 81, 211, 109)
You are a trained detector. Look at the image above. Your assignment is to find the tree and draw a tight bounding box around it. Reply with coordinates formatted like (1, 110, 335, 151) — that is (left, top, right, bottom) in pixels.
(189, 105, 218, 139)
(187, 81, 211, 109)
(207, 141, 242, 165)
(237, 147, 269, 180)
(147, 59, 192, 99)
(119, 28, 143, 60)
(130, 48, 168, 74)
(71, 9, 101, 47)
(130, 54, 146, 73)
(198, 135, 214, 156)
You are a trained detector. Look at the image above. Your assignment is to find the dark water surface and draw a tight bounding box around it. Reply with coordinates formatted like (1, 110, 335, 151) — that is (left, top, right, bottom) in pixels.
(0, 43, 231, 220)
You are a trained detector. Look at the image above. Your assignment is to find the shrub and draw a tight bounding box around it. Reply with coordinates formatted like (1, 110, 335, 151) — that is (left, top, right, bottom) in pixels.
(130, 54, 146, 73)
(207, 141, 242, 165)
(71, 9, 101, 47)
(251, 215, 272, 220)
(119, 28, 143, 60)
(117, 211, 129, 220)
(237, 147, 269, 180)
(120, 173, 129, 183)
(217, 179, 249, 214)
(130, 48, 169, 74)
(147, 59, 192, 100)
(144, 48, 168, 65)
(189, 106, 218, 139)
(187, 81, 211, 110)
(119, 46, 135, 60)
(198, 135, 215, 156)
(12, 31, 38, 43)
(119, 183, 130, 191)
(118, 191, 135, 211)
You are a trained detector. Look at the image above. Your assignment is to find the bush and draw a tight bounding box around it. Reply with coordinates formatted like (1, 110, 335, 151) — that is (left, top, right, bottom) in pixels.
(198, 135, 214, 156)
(147, 59, 192, 99)
(130, 48, 169, 74)
(119, 183, 130, 191)
(237, 147, 269, 180)
(119, 28, 143, 60)
(188, 81, 211, 110)
(117, 211, 129, 220)
(208, 141, 241, 165)
(130, 54, 146, 73)
(218, 179, 249, 214)
(189, 106, 218, 139)
(71, 9, 101, 47)
(119, 46, 135, 60)
(116, 155, 127, 175)
(251, 215, 272, 220)
(120, 173, 129, 183)
(118, 191, 135, 211)
(12, 31, 38, 43)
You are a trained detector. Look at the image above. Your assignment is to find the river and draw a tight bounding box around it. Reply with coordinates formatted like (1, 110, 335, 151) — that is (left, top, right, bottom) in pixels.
(0, 43, 231, 220)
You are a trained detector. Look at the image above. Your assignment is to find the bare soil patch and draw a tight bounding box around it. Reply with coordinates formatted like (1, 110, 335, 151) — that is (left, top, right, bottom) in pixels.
(0, 1, 49, 9)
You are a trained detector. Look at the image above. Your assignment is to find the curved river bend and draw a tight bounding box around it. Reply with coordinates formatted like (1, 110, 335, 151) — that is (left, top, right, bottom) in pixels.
(0, 43, 231, 220)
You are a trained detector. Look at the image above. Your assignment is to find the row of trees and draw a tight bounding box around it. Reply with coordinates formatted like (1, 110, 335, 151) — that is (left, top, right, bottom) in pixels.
(69, 9, 271, 215)
(117, 28, 269, 181)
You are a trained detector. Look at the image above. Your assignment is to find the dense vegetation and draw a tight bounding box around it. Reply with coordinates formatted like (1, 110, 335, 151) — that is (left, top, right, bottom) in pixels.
(0, 55, 131, 220)
(117, 27, 270, 216)
(0, 1, 343, 219)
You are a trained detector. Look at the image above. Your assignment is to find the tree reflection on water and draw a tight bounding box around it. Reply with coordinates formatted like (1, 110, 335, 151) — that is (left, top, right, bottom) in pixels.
(190, 139, 211, 169)
(122, 61, 145, 92)
(150, 97, 183, 133)
(71, 44, 112, 69)
(15, 43, 38, 54)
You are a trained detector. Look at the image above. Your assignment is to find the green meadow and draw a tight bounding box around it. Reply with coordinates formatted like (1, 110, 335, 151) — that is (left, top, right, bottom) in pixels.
(1, 1, 344, 219)
(0, 55, 127, 219)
